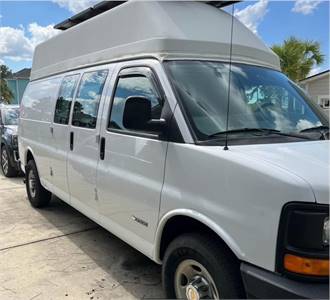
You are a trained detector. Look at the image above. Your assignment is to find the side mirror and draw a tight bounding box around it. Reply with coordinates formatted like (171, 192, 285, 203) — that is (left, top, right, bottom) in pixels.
(123, 96, 151, 131)
(123, 96, 166, 133)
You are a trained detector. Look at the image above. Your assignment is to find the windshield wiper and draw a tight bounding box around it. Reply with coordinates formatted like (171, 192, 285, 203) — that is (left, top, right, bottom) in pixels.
(300, 125, 329, 133)
(208, 128, 311, 140)
(300, 125, 329, 140)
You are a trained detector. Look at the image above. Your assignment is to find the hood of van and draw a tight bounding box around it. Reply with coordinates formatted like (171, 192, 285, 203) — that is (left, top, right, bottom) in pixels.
(234, 141, 330, 204)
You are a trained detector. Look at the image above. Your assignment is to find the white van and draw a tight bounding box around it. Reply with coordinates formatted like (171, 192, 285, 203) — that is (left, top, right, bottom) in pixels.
(19, 1, 329, 299)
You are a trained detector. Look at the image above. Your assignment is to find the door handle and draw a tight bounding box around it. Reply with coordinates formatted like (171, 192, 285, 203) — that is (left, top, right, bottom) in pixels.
(70, 132, 74, 151)
(50, 126, 54, 135)
(100, 137, 106, 160)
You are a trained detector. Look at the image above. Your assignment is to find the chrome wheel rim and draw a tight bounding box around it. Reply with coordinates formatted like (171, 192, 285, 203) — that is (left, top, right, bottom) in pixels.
(175, 259, 219, 300)
(28, 169, 37, 198)
(1, 148, 9, 175)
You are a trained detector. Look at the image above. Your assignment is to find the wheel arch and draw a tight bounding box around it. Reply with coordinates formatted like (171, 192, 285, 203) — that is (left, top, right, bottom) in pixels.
(154, 209, 244, 264)
(25, 147, 37, 172)
(25, 146, 35, 162)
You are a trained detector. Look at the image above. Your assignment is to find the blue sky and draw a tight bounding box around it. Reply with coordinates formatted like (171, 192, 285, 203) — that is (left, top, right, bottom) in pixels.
(0, 0, 329, 76)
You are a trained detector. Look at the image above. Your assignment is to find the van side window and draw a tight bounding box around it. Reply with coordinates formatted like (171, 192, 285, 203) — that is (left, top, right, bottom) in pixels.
(54, 74, 79, 124)
(72, 70, 108, 129)
(109, 75, 163, 133)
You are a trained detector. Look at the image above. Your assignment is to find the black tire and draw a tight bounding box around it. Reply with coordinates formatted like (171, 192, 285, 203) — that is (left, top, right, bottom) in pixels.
(25, 159, 51, 208)
(162, 233, 245, 299)
(1, 145, 18, 178)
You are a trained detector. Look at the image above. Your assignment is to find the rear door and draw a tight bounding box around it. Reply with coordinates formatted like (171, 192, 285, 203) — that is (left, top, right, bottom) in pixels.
(50, 73, 80, 202)
(67, 67, 110, 212)
(97, 63, 169, 247)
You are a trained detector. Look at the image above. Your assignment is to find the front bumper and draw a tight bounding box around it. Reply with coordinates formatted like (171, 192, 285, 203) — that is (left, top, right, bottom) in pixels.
(241, 263, 329, 299)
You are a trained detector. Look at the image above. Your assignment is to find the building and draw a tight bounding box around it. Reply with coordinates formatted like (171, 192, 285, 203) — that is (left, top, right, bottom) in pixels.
(299, 70, 330, 110)
(5, 68, 31, 105)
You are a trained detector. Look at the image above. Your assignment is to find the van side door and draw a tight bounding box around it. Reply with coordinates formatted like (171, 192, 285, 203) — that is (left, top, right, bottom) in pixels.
(97, 64, 169, 251)
(51, 74, 80, 202)
(67, 68, 110, 212)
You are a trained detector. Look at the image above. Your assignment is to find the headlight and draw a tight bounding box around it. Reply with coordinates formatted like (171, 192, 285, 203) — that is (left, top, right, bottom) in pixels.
(323, 217, 329, 246)
(277, 203, 329, 280)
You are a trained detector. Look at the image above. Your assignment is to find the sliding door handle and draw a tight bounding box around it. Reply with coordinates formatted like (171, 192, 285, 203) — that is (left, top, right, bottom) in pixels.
(70, 131, 74, 151)
(100, 137, 106, 160)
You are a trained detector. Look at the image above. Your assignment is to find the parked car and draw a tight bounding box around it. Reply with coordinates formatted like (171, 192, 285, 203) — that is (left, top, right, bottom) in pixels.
(18, 1, 329, 299)
(0, 104, 20, 177)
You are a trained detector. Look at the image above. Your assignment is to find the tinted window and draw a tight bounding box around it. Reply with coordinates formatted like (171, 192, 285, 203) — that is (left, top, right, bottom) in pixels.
(54, 75, 79, 124)
(109, 75, 163, 132)
(72, 70, 108, 129)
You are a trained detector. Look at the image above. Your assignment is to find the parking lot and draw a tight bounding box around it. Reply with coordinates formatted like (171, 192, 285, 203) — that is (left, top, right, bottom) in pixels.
(0, 170, 164, 300)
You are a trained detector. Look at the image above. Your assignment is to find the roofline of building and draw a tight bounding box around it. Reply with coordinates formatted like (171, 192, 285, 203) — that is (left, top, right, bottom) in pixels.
(6, 77, 30, 80)
(300, 69, 329, 84)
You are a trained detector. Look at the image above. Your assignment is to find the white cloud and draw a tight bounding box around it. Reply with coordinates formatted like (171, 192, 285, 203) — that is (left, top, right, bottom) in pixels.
(0, 58, 4, 65)
(234, 0, 269, 35)
(0, 26, 32, 61)
(0, 23, 59, 62)
(53, 0, 99, 14)
(28, 23, 59, 46)
(292, 0, 322, 15)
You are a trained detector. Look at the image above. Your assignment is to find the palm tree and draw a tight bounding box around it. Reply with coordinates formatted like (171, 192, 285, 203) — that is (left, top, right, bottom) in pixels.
(271, 37, 324, 82)
(0, 65, 14, 104)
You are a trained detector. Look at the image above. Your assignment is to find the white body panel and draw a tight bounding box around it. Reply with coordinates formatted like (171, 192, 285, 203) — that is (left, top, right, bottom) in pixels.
(157, 142, 325, 270)
(50, 121, 72, 202)
(67, 126, 100, 210)
(97, 131, 167, 244)
(234, 140, 330, 205)
(19, 77, 61, 189)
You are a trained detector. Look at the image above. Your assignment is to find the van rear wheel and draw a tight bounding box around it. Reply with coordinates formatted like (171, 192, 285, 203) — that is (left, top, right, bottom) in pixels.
(162, 233, 245, 299)
(25, 160, 51, 208)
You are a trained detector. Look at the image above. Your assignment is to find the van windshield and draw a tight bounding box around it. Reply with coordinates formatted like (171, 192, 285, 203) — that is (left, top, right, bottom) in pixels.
(165, 61, 327, 143)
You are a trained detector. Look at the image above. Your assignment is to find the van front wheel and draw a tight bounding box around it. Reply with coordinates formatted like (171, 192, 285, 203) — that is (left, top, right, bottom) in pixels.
(162, 233, 245, 299)
(25, 160, 51, 208)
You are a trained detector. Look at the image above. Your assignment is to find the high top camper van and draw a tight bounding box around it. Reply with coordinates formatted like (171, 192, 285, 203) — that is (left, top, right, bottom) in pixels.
(19, 1, 329, 299)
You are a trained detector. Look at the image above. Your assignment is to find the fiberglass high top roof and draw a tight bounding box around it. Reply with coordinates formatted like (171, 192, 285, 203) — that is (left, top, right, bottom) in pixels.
(31, 1, 280, 81)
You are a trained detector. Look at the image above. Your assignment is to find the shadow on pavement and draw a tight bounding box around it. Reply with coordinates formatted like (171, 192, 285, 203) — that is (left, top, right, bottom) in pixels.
(36, 196, 163, 299)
